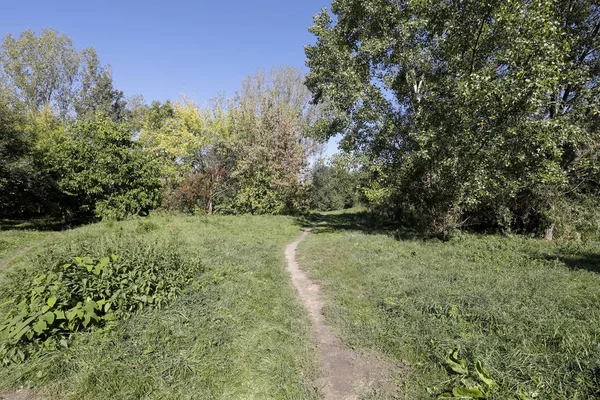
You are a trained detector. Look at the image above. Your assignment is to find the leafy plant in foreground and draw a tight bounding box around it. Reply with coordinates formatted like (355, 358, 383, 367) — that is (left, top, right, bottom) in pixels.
(436, 348, 497, 399)
(0, 249, 201, 365)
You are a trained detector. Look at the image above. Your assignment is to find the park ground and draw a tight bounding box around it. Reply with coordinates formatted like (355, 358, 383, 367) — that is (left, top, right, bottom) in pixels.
(1, 210, 599, 399)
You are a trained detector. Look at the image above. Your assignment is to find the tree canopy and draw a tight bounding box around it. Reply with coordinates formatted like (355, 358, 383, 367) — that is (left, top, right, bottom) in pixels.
(305, 0, 600, 237)
(0, 30, 320, 220)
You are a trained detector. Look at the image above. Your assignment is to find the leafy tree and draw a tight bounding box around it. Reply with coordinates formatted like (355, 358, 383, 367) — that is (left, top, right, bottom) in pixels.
(164, 167, 231, 214)
(44, 113, 162, 219)
(309, 157, 359, 211)
(0, 85, 58, 217)
(305, 0, 600, 237)
(74, 49, 127, 122)
(1, 29, 124, 121)
(139, 99, 210, 182)
(1, 29, 82, 118)
(228, 67, 319, 214)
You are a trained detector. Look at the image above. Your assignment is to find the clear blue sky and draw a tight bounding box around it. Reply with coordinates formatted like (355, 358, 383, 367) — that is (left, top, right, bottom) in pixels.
(0, 0, 332, 103)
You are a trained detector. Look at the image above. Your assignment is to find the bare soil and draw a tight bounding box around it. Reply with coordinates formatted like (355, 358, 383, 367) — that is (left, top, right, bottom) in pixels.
(0, 388, 35, 400)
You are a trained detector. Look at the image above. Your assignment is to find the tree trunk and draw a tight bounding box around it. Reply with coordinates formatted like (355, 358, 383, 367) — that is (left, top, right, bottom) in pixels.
(208, 196, 214, 215)
(544, 223, 555, 241)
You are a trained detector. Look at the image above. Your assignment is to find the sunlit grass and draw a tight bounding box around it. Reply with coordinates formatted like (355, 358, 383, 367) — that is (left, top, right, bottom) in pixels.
(298, 210, 600, 399)
(0, 214, 319, 399)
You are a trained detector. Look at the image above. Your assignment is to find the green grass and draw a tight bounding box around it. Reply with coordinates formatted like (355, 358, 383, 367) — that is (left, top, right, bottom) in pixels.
(0, 214, 319, 399)
(0, 230, 52, 264)
(297, 210, 600, 399)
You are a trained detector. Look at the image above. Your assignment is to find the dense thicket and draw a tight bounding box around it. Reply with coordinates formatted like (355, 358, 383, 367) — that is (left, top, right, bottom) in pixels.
(306, 0, 600, 238)
(141, 67, 319, 215)
(0, 29, 318, 219)
(309, 156, 359, 211)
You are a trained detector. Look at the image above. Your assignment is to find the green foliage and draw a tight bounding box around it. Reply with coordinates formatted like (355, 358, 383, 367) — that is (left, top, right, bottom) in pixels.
(309, 161, 358, 211)
(1, 28, 318, 220)
(139, 68, 318, 216)
(0, 29, 124, 120)
(227, 67, 319, 215)
(0, 242, 201, 365)
(0, 29, 80, 117)
(0, 29, 141, 220)
(305, 0, 600, 236)
(437, 349, 496, 399)
(43, 113, 162, 219)
(0, 214, 318, 399)
(0, 93, 57, 218)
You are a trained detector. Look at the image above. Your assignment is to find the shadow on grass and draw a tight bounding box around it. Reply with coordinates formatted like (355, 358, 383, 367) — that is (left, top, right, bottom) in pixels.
(295, 210, 424, 241)
(0, 217, 95, 232)
(545, 252, 600, 275)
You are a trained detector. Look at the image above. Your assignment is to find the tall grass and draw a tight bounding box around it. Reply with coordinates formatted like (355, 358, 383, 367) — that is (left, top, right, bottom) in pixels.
(0, 214, 319, 399)
(298, 210, 600, 399)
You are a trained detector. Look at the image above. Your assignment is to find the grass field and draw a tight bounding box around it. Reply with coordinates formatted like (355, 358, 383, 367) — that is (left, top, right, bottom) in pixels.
(0, 214, 319, 400)
(2, 210, 600, 399)
(298, 210, 600, 399)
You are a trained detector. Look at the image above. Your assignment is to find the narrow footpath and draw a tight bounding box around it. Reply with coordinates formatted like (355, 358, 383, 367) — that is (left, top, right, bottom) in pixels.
(285, 229, 396, 400)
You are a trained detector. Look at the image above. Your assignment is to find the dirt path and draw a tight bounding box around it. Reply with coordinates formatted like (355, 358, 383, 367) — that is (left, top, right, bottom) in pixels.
(0, 388, 34, 400)
(286, 229, 397, 400)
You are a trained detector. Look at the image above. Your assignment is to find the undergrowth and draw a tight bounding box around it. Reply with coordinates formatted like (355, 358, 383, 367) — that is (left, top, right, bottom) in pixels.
(0, 239, 200, 364)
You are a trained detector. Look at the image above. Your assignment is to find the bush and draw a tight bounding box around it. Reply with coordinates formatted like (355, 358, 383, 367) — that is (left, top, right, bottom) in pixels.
(309, 163, 358, 211)
(43, 113, 162, 220)
(0, 241, 201, 365)
(163, 168, 231, 215)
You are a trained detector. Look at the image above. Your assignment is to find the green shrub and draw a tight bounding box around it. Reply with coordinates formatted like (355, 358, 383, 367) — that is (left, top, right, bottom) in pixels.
(309, 163, 358, 212)
(0, 245, 201, 365)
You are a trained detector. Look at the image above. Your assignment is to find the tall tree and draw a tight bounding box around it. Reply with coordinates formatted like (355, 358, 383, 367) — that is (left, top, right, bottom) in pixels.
(305, 0, 600, 236)
(0, 29, 81, 117)
(1, 29, 125, 121)
(74, 48, 127, 122)
(0, 89, 45, 216)
(229, 67, 319, 214)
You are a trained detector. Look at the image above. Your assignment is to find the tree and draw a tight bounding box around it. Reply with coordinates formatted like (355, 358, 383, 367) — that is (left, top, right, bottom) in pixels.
(309, 156, 359, 211)
(74, 48, 127, 122)
(305, 0, 600, 236)
(0, 88, 56, 217)
(1, 29, 81, 118)
(228, 67, 319, 214)
(138, 99, 208, 182)
(1, 29, 125, 121)
(45, 113, 162, 219)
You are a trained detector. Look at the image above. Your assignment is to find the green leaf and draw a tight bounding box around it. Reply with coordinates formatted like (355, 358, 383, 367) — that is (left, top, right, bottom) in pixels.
(32, 319, 47, 334)
(474, 360, 496, 389)
(41, 312, 55, 325)
(47, 296, 57, 308)
(10, 316, 36, 340)
(142, 347, 154, 355)
(446, 348, 469, 375)
(452, 387, 485, 399)
(83, 300, 98, 313)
